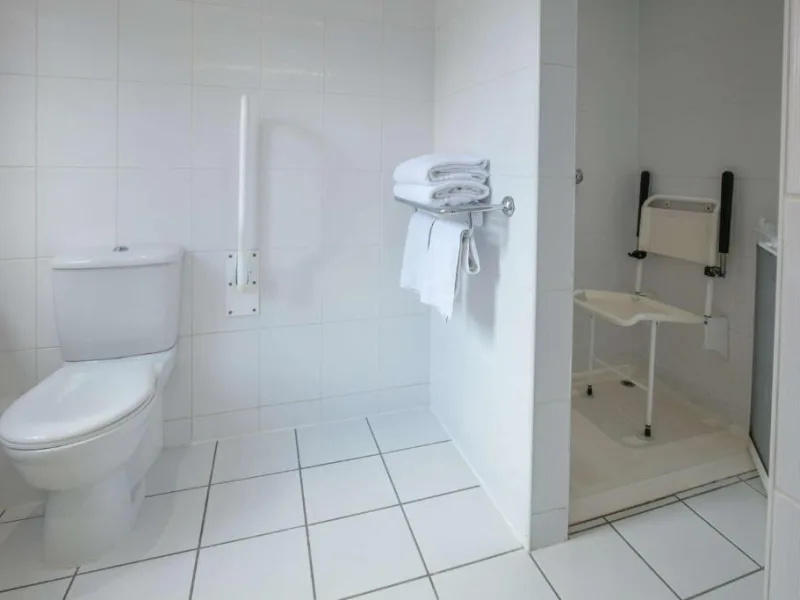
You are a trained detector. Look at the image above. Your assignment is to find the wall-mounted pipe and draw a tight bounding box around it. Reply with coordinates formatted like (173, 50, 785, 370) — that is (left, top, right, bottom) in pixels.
(236, 93, 250, 290)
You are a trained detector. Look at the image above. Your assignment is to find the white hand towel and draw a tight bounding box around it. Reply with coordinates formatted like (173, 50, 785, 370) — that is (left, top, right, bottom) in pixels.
(400, 212, 437, 295)
(394, 154, 490, 184)
(420, 219, 479, 320)
(394, 182, 491, 207)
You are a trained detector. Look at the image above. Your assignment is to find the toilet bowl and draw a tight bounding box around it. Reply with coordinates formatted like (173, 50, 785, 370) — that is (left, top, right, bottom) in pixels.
(0, 243, 184, 567)
(0, 348, 176, 566)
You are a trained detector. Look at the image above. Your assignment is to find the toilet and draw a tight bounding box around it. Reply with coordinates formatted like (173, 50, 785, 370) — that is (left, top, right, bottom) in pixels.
(0, 244, 184, 567)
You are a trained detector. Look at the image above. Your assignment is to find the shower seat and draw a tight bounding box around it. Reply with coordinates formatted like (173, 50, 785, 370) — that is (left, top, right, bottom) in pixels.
(574, 171, 734, 439)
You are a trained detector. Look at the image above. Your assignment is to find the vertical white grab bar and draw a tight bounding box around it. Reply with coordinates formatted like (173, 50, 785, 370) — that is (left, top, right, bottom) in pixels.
(236, 93, 249, 290)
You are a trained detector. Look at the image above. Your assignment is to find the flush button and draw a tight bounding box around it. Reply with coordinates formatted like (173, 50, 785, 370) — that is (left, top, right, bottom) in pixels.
(113, 246, 129, 252)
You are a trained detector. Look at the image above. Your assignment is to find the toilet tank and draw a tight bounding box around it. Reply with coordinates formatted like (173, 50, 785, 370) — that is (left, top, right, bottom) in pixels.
(51, 244, 184, 362)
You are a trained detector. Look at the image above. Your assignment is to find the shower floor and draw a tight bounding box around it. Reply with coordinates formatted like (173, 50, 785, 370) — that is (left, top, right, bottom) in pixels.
(570, 369, 753, 524)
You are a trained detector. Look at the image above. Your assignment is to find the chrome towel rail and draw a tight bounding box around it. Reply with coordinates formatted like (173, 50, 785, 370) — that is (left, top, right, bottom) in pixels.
(394, 196, 516, 218)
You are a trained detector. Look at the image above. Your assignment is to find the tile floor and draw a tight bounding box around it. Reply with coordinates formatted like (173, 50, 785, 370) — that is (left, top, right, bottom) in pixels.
(0, 410, 769, 600)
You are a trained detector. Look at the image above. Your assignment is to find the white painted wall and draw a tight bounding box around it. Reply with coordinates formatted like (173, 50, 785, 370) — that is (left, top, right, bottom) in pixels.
(0, 0, 435, 508)
(637, 0, 784, 428)
(432, 0, 540, 547)
(573, 0, 641, 369)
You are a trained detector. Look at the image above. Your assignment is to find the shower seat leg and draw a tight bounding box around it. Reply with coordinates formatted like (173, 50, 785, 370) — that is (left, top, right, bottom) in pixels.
(645, 321, 658, 438)
(587, 315, 596, 397)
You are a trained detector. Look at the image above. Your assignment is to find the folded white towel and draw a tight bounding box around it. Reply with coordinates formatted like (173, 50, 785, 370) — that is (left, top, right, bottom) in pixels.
(394, 154, 490, 184)
(420, 219, 480, 320)
(394, 182, 491, 207)
(400, 212, 437, 295)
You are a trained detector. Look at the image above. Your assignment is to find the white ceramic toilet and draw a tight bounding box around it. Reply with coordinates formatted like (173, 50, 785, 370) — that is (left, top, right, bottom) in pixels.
(0, 244, 184, 567)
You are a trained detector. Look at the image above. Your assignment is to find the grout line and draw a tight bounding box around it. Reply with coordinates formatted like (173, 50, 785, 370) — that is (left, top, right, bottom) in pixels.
(339, 576, 431, 600)
(429, 548, 522, 577)
(608, 522, 682, 600)
(382, 439, 451, 456)
(0, 574, 75, 597)
(295, 429, 318, 600)
(402, 486, 481, 506)
(683, 567, 764, 600)
(602, 495, 681, 523)
(76, 549, 199, 578)
(528, 554, 564, 600)
(61, 568, 78, 600)
(188, 441, 218, 600)
(365, 418, 440, 600)
(680, 499, 763, 568)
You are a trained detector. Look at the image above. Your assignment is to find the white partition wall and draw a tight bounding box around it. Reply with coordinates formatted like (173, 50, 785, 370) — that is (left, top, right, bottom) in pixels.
(431, 0, 541, 547)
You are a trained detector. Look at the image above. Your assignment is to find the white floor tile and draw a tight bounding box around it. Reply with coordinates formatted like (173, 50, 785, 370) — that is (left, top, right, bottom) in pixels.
(309, 507, 425, 600)
(613, 503, 757, 598)
(368, 409, 448, 453)
(384, 442, 478, 503)
(212, 430, 298, 484)
(404, 488, 520, 573)
(745, 477, 767, 496)
(0, 519, 75, 592)
(434, 551, 558, 600)
(677, 477, 741, 500)
(685, 483, 768, 566)
(145, 443, 215, 496)
(533, 525, 675, 600)
(68, 552, 194, 600)
(302, 456, 396, 523)
(358, 579, 436, 599)
(202, 471, 304, 546)
(297, 419, 378, 467)
(0, 580, 69, 600)
(0, 502, 45, 523)
(193, 528, 313, 600)
(696, 571, 764, 599)
(80, 489, 206, 572)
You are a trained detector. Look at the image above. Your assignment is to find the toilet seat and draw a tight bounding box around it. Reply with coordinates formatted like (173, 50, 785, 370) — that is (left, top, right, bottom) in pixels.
(0, 362, 156, 451)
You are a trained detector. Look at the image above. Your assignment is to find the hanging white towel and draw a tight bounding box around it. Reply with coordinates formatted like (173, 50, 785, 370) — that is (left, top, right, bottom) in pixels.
(420, 219, 479, 320)
(394, 154, 490, 184)
(394, 181, 491, 207)
(400, 212, 437, 295)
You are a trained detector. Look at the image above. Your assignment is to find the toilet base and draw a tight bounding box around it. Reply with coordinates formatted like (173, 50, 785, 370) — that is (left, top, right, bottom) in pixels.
(43, 469, 145, 567)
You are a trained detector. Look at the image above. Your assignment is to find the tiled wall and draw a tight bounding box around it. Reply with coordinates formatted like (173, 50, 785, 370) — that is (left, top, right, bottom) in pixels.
(637, 0, 784, 428)
(529, 0, 576, 549)
(0, 0, 435, 507)
(431, 0, 540, 548)
(572, 0, 641, 368)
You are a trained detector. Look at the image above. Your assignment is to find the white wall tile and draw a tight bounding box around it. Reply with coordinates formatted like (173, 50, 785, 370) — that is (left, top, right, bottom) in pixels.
(541, 0, 577, 67)
(382, 99, 435, 173)
(325, 94, 382, 171)
(0, 75, 35, 166)
(119, 0, 192, 84)
(325, 19, 382, 97)
(190, 170, 239, 251)
(0, 0, 36, 75)
(118, 83, 192, 169)
(163, 338, 192, 421)
(194, 409, 260, 441)
(0, 168, 35, 259)
(383, 26, 434, 101)
(321, 245, 380, 321)
(35, 259, 57, 349)
(193, 86, 259, 170)
(325, 0, 382, 23)
(262, 170, 322, 248)
(322, 320, 380, 396)
(164, 419, 192, 448)
(0, 350, 35, 409)
(531, 400, 570, 515)
(37, 78, 117, 168)
(36, 168, 117, 257)
(379, 316, 430, 388)
(36, 346, 63, 383)
(260, 325, 322, 404)
(0, 260, 36, 352)
(194, 4, 261, 88)
(535, 290, 573, 404)
(539, 65, 577, 179)
(37, 0, 117, 79)
(261, 246, 323, 327)
(262, 14, 324, 92)
(118, 169, 191, 247)
(537, 178, 575, 292)
(262, 91, 324, 170)
(769, 492, 800, 599)
(260, 400, 321, 431)
(322, 170, 381, 247)
(192, 331, 260, 416)
(384, 0, 434, 29)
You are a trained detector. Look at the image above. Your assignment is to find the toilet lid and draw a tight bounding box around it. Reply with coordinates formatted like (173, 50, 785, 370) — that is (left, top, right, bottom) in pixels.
(0, 362, 156, 450)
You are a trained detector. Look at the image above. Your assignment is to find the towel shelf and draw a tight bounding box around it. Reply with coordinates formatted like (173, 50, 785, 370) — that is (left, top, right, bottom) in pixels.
(394, 195, 516, 218)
